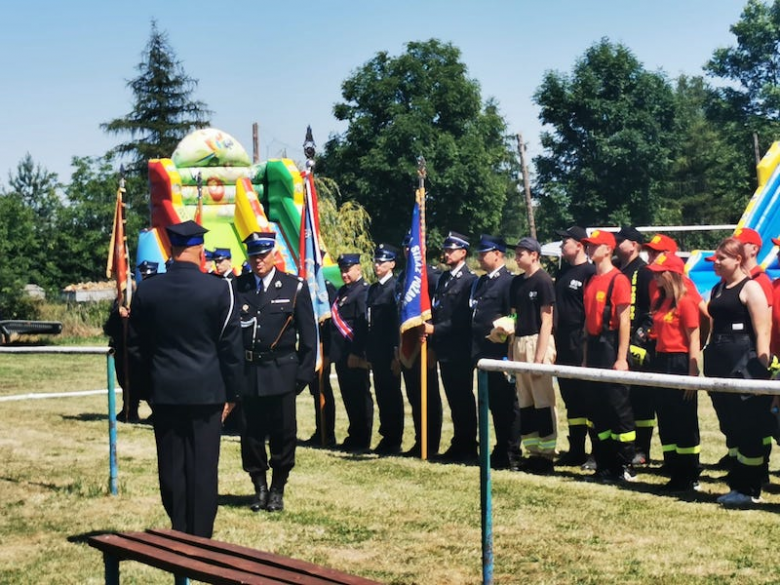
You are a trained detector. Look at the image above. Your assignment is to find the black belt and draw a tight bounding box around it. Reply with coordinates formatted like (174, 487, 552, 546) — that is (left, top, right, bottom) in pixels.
(710, 333, 751, 344)
(244, 349, 294, 363)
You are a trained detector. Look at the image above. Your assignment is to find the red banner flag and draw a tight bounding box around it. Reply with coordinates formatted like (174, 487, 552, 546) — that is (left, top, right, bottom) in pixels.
(106, 180, 132, 308)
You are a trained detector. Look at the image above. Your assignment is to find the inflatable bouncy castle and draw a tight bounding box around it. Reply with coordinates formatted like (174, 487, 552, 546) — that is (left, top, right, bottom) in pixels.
(136, 128, 338, 282)
(687, 141, 780, 297)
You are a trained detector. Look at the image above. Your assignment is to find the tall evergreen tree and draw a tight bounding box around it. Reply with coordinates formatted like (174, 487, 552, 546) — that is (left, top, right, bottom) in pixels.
(101, 20, 212, 173)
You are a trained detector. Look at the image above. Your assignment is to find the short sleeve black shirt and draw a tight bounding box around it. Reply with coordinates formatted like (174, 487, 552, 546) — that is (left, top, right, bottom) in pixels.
(510, 269, 556, 336)
(555, 261, 596, 330)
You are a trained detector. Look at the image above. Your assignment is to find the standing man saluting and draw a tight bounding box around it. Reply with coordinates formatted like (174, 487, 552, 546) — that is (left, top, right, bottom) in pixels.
(127, 220, 244, 538)
(236, 232, 316, 513)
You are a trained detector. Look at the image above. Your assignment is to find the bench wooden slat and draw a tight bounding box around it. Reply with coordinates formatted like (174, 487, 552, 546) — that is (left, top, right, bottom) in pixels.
(149, 529, 382, 585)
(87, 534, 283, 585)
(122, 532, 338, 585)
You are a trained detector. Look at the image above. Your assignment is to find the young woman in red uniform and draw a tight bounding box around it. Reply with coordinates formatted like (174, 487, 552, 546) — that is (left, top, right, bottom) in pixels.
(705, 238, 772, 507)
(646, 253, 701, 492)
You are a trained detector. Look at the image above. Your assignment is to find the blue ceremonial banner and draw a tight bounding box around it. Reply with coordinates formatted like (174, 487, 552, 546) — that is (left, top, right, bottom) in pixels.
(399, 190, 430, 366)
(299, 172, 331, 371)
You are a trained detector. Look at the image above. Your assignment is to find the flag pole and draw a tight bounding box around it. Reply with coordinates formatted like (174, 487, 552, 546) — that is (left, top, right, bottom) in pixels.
(417, 157, 428, 461)
(118, 167, 132, 421)
(302, 126, 328, 447)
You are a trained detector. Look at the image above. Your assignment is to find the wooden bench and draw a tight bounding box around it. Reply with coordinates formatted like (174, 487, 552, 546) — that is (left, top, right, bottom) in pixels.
(87, 528, 383, 585)
(0, 320, 62, 344)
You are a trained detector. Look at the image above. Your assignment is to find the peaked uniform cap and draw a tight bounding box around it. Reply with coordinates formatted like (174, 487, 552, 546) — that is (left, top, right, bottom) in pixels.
(138, 260, 159, 276)
(477, 234, 507, 253)
(212, 248, 232, 261)
(244, 232, 276, 256)
(337, 253, 361, 268)
(374, 244, 399, 262)
(442, 231, 470, 250)
(166, 220, 208, 247)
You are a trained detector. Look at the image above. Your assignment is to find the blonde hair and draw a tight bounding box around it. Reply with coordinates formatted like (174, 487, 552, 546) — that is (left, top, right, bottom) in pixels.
(653, 271, 685, 309)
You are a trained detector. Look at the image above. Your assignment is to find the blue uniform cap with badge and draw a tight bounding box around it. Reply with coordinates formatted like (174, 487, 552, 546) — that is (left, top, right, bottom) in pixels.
(476, 234, 506, 253)
(166, 220, 208, 247)
(204, 249, 215, 261)
(337, 253, 361, 269)
(212, 248, 232, 261)
(442, 231, 470, 250)
(374, 243, 399, 262)
(244, 232, 276, 256)
(401, 232, 413, 248)
(137, 260, 159, 277)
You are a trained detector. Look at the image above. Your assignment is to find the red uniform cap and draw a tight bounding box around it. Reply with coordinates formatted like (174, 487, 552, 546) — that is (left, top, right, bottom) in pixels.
(704, 254, 716, 262)
(734, 227, 762, 247)
(771, 236, 780, 247)
(644, 234, 678, 253)
(581, 229, 616, 248)
(647, 252, 685, 274)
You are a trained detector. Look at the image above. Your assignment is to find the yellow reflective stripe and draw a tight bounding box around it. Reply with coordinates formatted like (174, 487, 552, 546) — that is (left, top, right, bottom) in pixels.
(676, 445, 701, 455)
(522, 436, 540, 447)
(538, 439, 557, 450)
(736, 452, 765, 467)
(586, 419, 594, 428)
(612, 430, 636, 443)
(728, 447, 738, 457)
(597, 430, 612, 441)
(763, 436, 773, 446)
(568, 417, 588, 426)
(635, 419, 656, 428)
(661, 443, 677, 453)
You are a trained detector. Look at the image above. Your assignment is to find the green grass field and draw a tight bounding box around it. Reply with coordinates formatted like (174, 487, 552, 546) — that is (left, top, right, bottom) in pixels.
(2, 352, 780, 584)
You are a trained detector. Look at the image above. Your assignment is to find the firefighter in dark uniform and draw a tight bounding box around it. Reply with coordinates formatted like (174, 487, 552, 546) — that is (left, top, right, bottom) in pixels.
(301, 280, 338, 448)
(366, 244, 404, 454)
(127, 221, 244, 537)
(426, 231, 478, 463)
(105, 260, 158, 423)
(331, 253, 372, 452)
(395, 234, 443, 458)
(553, 226, 597, 466)
(470, 235, 522, 470)
(615, 225, 655, 465)
(211, 248, 236, 282)
(236, 232, 317, 513)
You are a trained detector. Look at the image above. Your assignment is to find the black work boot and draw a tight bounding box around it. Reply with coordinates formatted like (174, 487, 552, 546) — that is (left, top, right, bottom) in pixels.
(250, 475, 268, 512)
(267, 470, 289, 512)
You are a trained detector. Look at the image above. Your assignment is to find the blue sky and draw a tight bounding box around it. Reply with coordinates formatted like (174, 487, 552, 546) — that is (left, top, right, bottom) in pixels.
(0, 1, 746, 185)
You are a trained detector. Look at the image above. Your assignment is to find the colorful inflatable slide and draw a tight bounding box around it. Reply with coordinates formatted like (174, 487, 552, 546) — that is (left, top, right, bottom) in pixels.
(135, 128, 338, 283)
(687, 141, 780, 297)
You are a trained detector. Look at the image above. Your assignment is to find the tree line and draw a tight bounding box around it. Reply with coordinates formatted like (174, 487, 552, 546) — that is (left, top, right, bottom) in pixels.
(2, 1, 779, 319)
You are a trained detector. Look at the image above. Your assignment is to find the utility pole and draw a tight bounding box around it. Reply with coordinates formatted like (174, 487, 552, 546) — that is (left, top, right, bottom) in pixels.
(516, 133, 536, 239)
(252, 123, 259, 163)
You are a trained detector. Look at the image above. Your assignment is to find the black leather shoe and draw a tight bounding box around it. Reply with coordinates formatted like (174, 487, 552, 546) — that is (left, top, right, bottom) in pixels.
(373, 440, 402, 455)
(266, 489, 284, 512)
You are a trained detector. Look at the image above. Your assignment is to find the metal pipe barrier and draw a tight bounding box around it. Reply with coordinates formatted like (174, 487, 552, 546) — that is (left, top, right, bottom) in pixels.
(475, 358, 780, 585)
(0, 346, 118, 495)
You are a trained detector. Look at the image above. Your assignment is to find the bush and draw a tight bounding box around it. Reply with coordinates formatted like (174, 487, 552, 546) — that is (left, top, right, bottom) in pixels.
(0, 288, 43, 321)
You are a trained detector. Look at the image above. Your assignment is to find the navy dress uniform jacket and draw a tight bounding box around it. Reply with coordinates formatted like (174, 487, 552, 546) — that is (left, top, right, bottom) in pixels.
(330, 279, 369, 363)
(127, 261, 245, 405)
(432, 265, 478, 362)
(470, 265, 514, 361)
(235, 270, 317, 397)
(364, 275, 399, 365)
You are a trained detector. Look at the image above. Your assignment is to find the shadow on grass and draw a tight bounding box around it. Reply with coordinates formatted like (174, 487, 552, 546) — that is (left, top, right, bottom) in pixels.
(218, 493, 254, 508)
(62, 413, 108, 423)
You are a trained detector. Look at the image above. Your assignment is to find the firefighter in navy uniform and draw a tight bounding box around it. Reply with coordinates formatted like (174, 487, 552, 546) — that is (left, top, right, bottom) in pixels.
(614, 225, 655, 465)
(470, 235, 522, 470)
(366, 244, 404, 454)
(236, 232, 317, 513)
(553, 226, 597, 466)
(331, 253, 373, 452)
(426, 231, 478, 463)
(395, 234, 443, 458)
(211, 248, 236, 283)
(127, 221, 244, 537)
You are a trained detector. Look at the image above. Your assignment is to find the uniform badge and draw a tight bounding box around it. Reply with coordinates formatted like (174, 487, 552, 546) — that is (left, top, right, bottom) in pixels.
(242, 304, 249, 312)
(275, 280, 283, 289)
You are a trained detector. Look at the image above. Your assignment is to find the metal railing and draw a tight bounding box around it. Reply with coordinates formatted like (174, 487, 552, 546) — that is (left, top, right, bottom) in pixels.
(474, 358, 780, 585)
